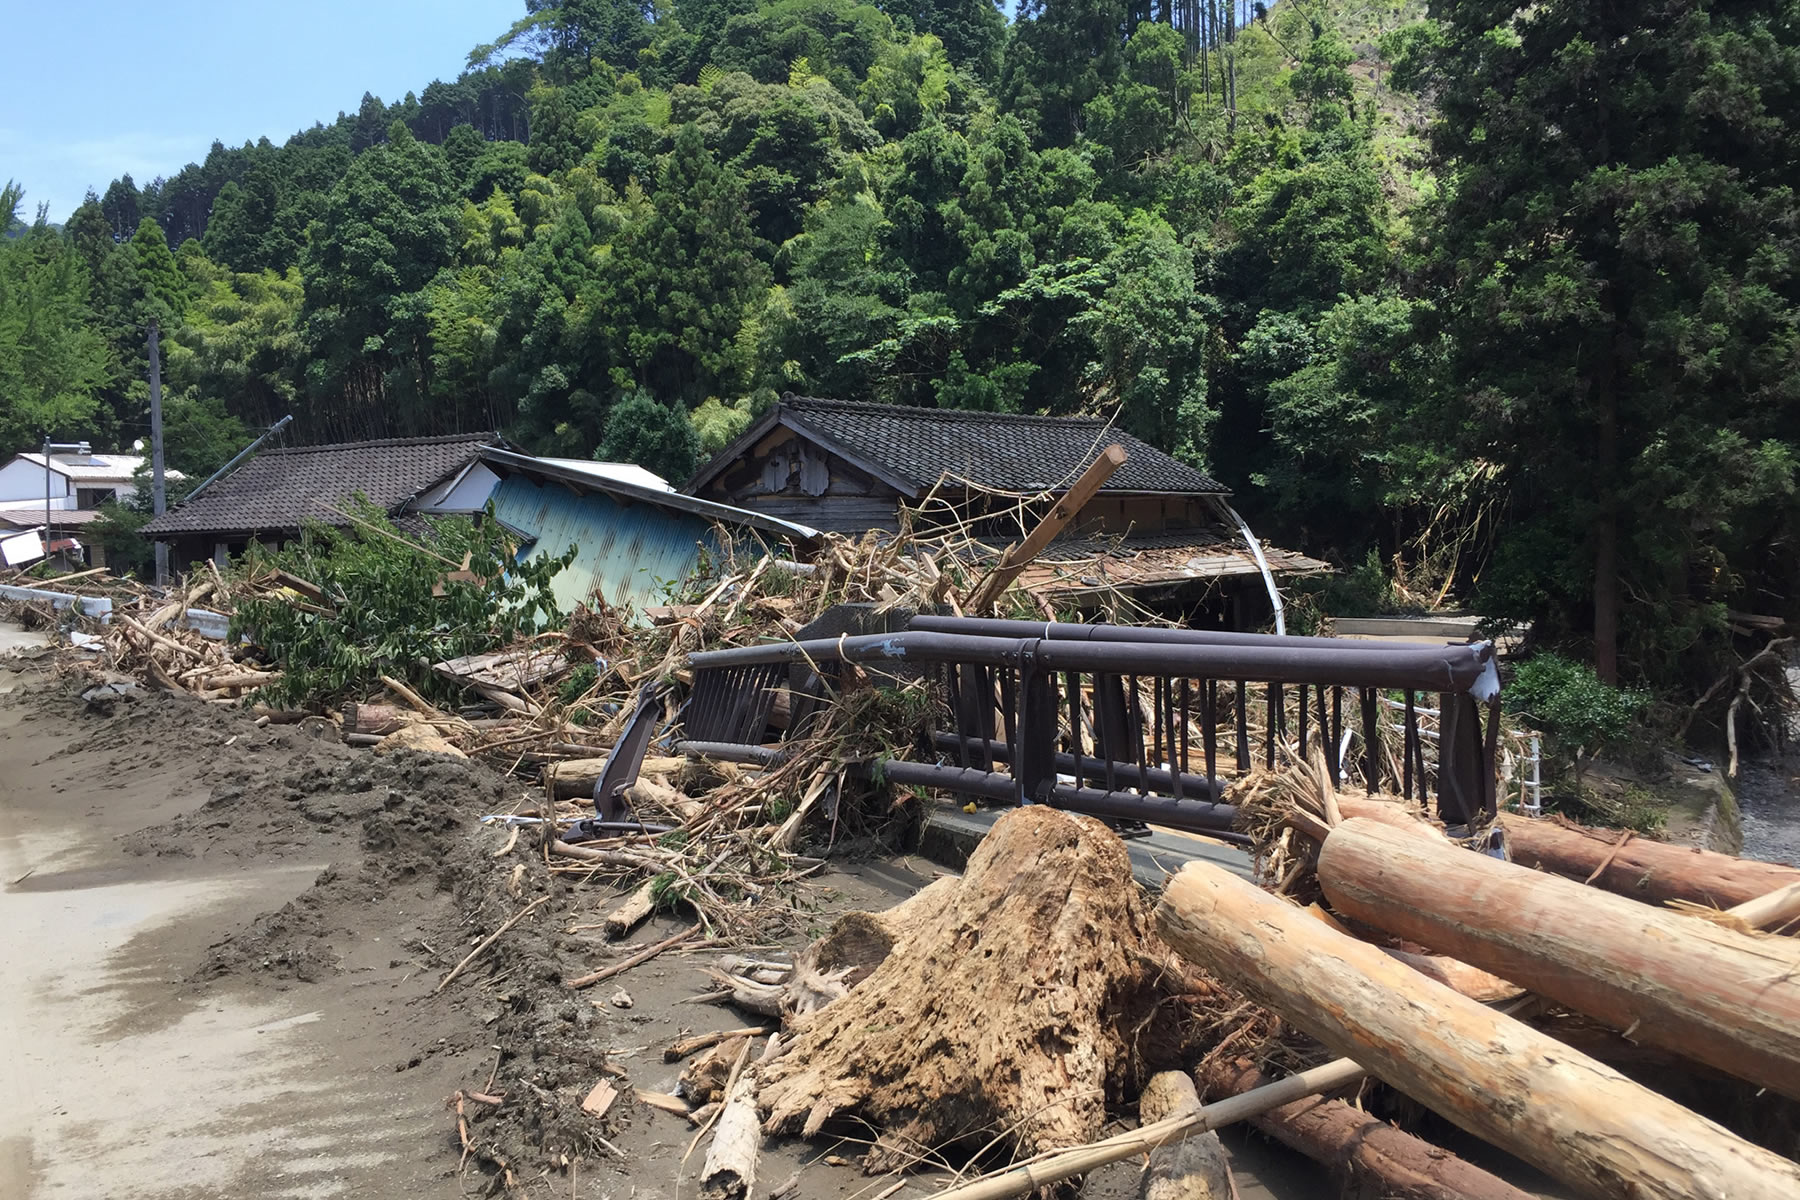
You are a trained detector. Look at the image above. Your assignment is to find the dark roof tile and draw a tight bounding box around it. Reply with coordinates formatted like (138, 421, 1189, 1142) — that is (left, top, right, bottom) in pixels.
(142, 434, 496, 538)
(769, 398, 1227, 495)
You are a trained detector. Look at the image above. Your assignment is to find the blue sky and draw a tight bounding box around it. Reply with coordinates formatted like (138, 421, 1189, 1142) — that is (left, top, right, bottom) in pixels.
(2, 0, 521, 224)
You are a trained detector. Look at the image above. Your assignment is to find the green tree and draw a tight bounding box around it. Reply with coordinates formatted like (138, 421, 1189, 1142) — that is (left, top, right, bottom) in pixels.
(0, 186, 109, 449)
(1392, 0, 1800, 682)
(596, 387, 703, 480)
(300, 123, 461, 438)
(596, 123, 772, 404)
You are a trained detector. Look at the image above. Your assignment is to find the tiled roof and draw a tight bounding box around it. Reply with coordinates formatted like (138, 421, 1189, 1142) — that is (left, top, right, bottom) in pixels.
(0, 507, 106, 528)
(766, 397, 1228, 496)
(141, 434, 498, 538)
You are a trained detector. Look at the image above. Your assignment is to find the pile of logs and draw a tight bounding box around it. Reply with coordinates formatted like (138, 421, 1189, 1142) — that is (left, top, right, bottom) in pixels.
(1156, 793, 1800, 1200)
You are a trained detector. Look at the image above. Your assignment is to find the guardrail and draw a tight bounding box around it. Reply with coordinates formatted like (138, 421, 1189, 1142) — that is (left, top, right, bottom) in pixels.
(679, 617, 1501, 835)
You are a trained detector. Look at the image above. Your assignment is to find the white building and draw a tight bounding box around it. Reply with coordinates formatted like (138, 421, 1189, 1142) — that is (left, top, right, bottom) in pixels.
(0, 450, 182, 511)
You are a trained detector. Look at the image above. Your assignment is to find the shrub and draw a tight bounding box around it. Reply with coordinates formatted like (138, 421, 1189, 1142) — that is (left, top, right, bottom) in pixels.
(231, 502, 572, 710)
(1507, 653, 1646, 753)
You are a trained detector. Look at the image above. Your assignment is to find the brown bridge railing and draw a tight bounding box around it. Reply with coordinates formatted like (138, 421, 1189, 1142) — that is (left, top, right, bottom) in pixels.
(678, 616, 1501, 838)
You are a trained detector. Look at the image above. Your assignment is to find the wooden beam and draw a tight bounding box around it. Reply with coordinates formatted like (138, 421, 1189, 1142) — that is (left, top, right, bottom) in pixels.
(969, 444, 1127, 612)
(1153, 859, 1800, 1200)
(1316, 816, 1800, 1100)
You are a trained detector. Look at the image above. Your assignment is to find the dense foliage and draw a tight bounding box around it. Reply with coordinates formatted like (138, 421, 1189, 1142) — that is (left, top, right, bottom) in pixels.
(230, 506, 572, 708)
(3, 0, 1797, 694)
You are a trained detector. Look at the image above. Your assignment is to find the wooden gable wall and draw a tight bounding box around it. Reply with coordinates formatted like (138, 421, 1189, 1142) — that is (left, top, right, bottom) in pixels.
(695, 426, 907, 534)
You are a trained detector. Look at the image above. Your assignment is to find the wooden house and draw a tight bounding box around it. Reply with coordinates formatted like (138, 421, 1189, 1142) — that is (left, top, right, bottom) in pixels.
(687, 397, 1327, 623)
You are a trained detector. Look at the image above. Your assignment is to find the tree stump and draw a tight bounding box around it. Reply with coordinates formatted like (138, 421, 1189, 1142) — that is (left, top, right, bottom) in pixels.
(756, 807, 1195, 1170)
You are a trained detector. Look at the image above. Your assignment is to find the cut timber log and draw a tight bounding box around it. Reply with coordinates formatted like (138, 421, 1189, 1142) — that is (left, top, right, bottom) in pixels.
(1316, 817, 1800, 1100)
(1200, 1060, 1534, 1200)
(545, 755, 687, 802)
(1154, 859, 1800, 1200)
(343, 701, 413, 735)
(1138, 1072, 1231, 1200)
(756, 808, 1200, 1170)
(1497, 811, 1800, 908)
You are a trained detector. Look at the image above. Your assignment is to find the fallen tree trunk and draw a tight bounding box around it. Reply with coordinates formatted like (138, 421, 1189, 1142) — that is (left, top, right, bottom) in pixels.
(1496, 811, 1800, 909)
(1154, 859, 1800, 1200)
(756, 807, 1200, 1170)
(1200, 1059, 1534, 1200)
(1317, 817, 1800, 1100)
(1138, 1072, 1231, 1200)
(545, 754, 687, 802)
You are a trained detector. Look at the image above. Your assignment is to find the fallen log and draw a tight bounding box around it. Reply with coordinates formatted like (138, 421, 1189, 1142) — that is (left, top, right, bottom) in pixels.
(1496, 811, 1800, 908)
(925, 1059, 1366, 1200)
(1154, 859, 1800, 1200)
(756, 808, 1200, 1170)
(1138, 1071, 1231, 1200)
(545, 755, 687, 802)
(1317, 817, 1800, 1100)
(1200, 1059, 1534, 1200)
(602, 879, 658, 939)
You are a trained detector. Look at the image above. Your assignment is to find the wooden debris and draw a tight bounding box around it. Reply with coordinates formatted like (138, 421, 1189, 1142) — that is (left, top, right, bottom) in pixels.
(1496, 810, 1800, 909)
(1154, 859, 1800, 1200)
(581, 1080, 618, 1118)
(436, 895, 550, 994)
(636, 1089, 692, 1117)
(1316, 816, 1800, 1100)
(757, 808, 1200, 1170)
(375, 723, 467, 758)
(699, 1034, 772, 1200)
(1200, 1059, 1535, 1200)
(565, 922, 702, 990)
(1138, 1071, 1232, 1200)
(665, 1027, 777, 1064)
(925, 1059, 1367, 1200)
(602, 879, 660, 940)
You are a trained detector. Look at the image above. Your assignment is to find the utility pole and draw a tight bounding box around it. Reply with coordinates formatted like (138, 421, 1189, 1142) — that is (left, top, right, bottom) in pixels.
(148, 319, 168, 586)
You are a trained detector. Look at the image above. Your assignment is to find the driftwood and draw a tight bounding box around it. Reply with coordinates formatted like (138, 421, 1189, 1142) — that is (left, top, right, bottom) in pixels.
(1318, 817, 1800, 1100)
(545, 755, 687, 802)
(756, 808, 1197, 1170)
(699, 1035, 777, 1200)
(343, 701, 413, 735)
(1200, 1060, 1534, 1200)
(1154, 859, 1800, 1200)
(925, 1059, 1366, 1200)
(1307, 905, 1523, 1004)
(565, 922, 701, 990)
(602, 880, 659, 939)
(1138, 1072, 1231, 1200)
(1496, 811, 1800, 908)
(666, 1027, 776, 1064)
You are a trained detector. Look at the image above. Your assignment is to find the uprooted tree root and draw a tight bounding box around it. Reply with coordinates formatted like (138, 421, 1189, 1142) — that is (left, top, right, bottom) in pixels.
(755, 807, 1214, 1172)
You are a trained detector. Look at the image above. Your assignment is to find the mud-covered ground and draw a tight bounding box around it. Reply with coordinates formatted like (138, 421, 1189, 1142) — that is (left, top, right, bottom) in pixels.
(0, 650, 1329, 1200)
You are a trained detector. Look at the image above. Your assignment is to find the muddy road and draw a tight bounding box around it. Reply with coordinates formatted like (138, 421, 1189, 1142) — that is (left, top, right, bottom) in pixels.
(0, 653, 1329, 1200)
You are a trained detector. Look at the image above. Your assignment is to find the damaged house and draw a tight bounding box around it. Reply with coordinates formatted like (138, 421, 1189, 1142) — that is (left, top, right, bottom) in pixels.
(141, 433, 505, 566)
(687, 397, 1326, 626)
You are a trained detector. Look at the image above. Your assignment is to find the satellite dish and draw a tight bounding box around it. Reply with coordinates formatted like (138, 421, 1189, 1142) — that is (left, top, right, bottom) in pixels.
(132, 439, 145, 452)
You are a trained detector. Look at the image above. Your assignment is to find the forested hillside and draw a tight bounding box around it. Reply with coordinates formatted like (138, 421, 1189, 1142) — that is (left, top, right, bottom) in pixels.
(2, 0, 1796, 689)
